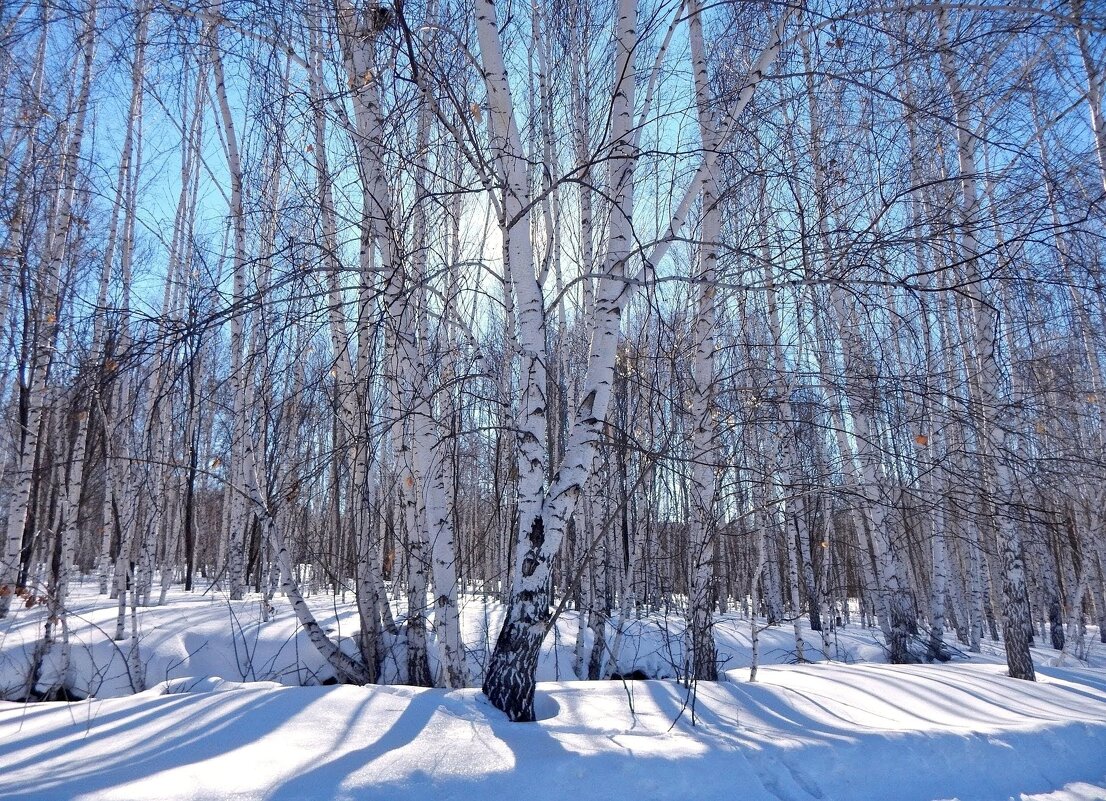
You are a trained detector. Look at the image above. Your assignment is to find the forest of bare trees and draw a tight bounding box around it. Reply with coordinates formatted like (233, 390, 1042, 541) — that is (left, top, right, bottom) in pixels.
(1, 0, 1104, 722)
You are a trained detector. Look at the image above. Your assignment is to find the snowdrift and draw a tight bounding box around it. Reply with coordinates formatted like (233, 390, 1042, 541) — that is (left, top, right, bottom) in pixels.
(2, 587, 1105, 800)
(2, 663, 1106, 800)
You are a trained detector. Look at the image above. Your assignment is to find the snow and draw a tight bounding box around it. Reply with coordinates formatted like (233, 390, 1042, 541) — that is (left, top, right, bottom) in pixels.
(3, 664, 1105, 801)
(1, 586, 1105, 800)
(0, 586, 908, 697)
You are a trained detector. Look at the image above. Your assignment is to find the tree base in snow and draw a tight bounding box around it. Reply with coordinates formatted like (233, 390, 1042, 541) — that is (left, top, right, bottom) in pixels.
(482, 589, 550, 721)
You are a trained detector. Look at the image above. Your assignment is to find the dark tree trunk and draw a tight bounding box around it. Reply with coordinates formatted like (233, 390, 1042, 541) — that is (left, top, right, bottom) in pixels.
(483, 516, 552, 721)
(482, 584, 550, 721)
(888, 594, 919, 664)
(183, 439, 196, 592)
(687, 581, 718, 681)
(1001, 540, 1036, 681)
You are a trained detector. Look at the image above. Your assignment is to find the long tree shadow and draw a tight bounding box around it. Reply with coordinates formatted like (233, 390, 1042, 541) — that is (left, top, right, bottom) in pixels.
(1037, 664, 1106, 698)
(7, 670, 1106, 801)
(0, 687, 359, 800)
(267, 687, 585, 801)
(267, 688, 448, 801)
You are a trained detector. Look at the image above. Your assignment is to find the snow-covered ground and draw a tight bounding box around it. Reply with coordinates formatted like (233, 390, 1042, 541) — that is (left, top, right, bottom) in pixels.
(0, 585, 994, 697)
(2, 586, 1105, 800)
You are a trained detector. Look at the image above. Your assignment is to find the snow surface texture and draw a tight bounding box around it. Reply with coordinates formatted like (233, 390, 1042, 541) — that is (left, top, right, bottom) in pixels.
(1, 587, 1105, 800)
(3, 664, 1106, 801)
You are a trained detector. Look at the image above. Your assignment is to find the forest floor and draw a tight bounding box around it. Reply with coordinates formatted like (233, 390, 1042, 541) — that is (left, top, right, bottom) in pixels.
(1, 585, 1104, 800)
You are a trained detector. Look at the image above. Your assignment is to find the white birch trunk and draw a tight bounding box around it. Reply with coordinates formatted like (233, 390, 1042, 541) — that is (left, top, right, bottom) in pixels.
(210, 18, 251, 601)
(478, 0, 791, 721)
(1, 4, 97, 617)
(938, 10, 1034, 680)
(684, 0, 721, 682)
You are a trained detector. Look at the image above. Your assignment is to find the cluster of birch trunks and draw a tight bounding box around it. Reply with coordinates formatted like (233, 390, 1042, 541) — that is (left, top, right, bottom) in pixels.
(1, 0, 1104, 719)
